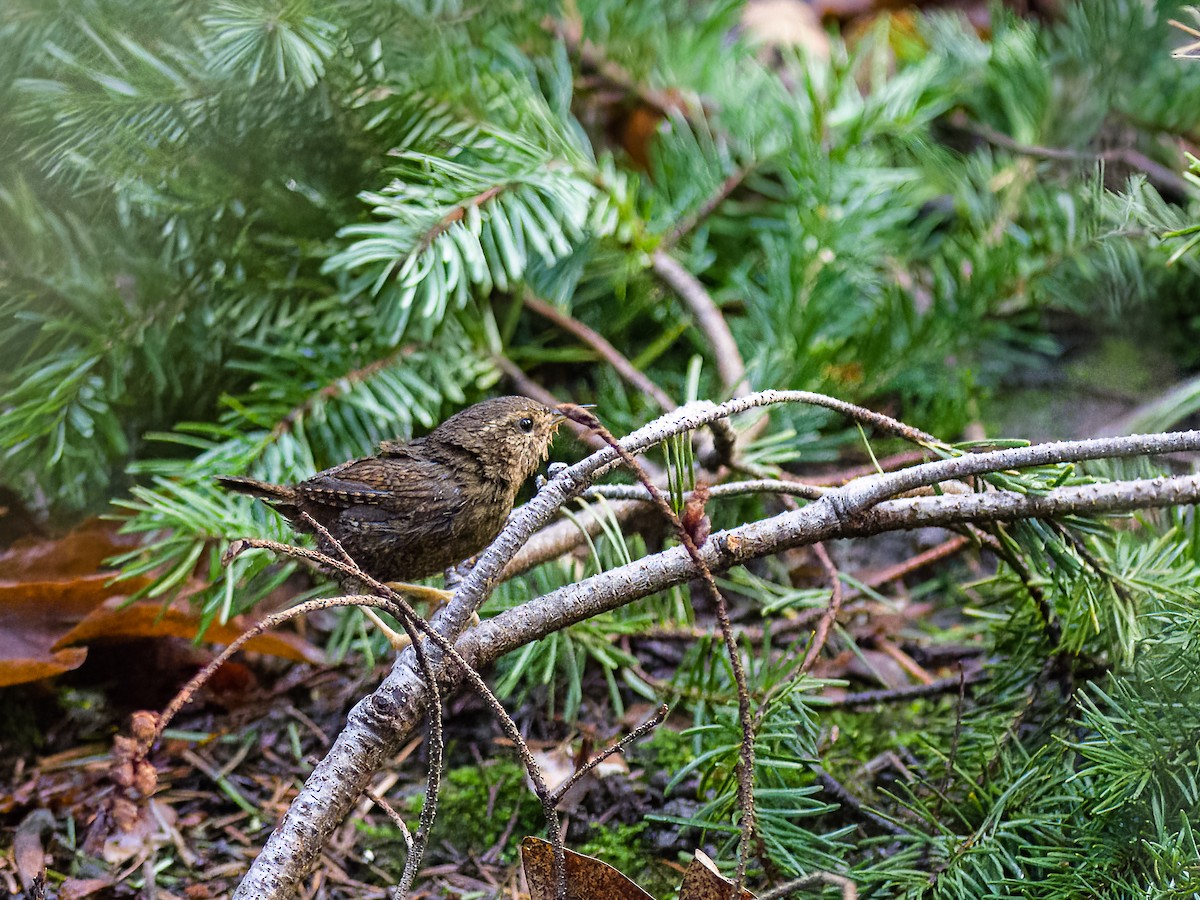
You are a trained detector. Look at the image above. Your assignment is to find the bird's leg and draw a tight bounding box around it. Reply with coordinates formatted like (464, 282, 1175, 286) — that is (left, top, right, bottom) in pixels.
(359, 607, 411, 652)
(344, 583, 452, 653)
(374, 575, 483, 651)
(382, 581, 454, 606)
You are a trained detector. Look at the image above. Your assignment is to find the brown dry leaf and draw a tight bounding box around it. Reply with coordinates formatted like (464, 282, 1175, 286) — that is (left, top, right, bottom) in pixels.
(58, 878, 117, 900)
(521, 836, 654, 900)
(0, 519, 152, 685)
(54, 598, 326, 664)
(0, 518, 141, 580)
(679, 850, 755, 900)
(13, 808, 54, 890)
(0, 576, 111, 686)
(0, 519, 323, 687)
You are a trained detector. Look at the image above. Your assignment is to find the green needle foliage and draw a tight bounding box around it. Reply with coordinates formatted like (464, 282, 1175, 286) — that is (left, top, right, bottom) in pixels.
(6, 0, 1200, 895)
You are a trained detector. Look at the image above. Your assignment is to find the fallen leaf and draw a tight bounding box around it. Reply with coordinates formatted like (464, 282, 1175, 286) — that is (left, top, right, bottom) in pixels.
(55, 598, 325, 664)
(522, 836, 654, 900)
(0, 520, 323, 687)
(0, 518, 140, 580)
(59, 878, 117, 900)
(13, 808, 54, 890)
(0, 576, 113, 686)
(679, 850, 755, 900)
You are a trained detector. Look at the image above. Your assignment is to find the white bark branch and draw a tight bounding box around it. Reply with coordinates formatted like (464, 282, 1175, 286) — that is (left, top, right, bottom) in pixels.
(231, 393, 1200, 899)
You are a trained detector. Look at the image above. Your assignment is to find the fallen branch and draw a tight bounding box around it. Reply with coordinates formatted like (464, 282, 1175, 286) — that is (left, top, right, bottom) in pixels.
(230, 391, 1200, 898)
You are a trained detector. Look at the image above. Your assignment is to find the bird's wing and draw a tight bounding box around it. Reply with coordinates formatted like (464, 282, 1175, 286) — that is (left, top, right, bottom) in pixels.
(296, 454, 457, 512)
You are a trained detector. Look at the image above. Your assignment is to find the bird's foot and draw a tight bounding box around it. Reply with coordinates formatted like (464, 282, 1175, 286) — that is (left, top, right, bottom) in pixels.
(383, 581, 454, 606)
(376, 581, 480, 651)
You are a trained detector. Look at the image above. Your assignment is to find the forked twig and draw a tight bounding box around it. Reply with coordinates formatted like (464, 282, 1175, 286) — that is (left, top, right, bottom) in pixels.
(230, 534, 578, 899)
(556, 403, 760, 887)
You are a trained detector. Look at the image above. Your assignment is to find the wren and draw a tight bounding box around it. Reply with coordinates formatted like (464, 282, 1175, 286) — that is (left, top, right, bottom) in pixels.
(218, 396, 562, 582)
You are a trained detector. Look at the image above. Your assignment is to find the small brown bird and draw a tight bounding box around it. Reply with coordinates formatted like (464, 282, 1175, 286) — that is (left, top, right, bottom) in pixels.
(218, 396, 562, 584)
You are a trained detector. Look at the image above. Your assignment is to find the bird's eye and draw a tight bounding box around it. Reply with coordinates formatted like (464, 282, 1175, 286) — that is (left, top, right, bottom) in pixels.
(518, 417, 534, 433)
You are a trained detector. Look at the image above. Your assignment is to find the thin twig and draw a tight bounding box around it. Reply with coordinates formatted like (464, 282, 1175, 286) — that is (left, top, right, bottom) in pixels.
(970, 524, 1061, 646)
(557, 404, 759, 888)
(547, 16, 703, 120)
(859, 535, 971, 591)
(812, 767, 906, 838)
(292, 515, 445, 900)
(661, 167, 751, 251)
(233, 387, 1200, 899)
(523, 293, 676, 411)
(221, 538, 562, 900)
(825, 670, 987, 708)
(520, 292, 742, 469)
(585, 479, 825, 503)
(801, 543, 845, 674)
(547, 704, 669, 806)
(154, 587, 412, 741)
(215, 535, 445, 899)
(365, 788, 413, 853)
(758, 870, 858, 900)
(955, 114, 1192, 197)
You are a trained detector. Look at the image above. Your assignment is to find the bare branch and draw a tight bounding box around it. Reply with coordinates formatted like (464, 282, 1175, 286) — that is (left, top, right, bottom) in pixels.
(651, 251, 749, 397)
(556, 403, 760, 887)
(523, 293, 677, 412)
(585, 479, 826, 503)
(232, 389, 1200, 898)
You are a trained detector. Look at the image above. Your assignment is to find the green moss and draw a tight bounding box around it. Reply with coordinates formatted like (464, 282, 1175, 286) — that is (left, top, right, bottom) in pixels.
(356, 756, 546, 873)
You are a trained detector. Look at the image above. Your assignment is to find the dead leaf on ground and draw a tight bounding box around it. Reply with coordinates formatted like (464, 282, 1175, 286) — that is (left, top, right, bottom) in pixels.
(522, 836, 654, 900)
(0, 576, 113, 686)
(523, 839, 762, 900)
(13, 808, 54, 890)
(58, 877, 117, 900)
(0, 517, 141, 581)
(0, 519, 323, 687)
(55, 598, 325, 664)
(679, 850, 755, 900)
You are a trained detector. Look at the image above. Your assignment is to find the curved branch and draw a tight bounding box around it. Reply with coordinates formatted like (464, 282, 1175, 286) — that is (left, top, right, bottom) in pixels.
(234, 467, 1200, 897)
(522, 292, 677, 412)
(651, 251, 748, 397)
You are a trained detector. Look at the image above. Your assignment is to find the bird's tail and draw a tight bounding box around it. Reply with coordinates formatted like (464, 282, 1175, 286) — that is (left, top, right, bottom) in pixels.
(216, 476, 296, 503)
